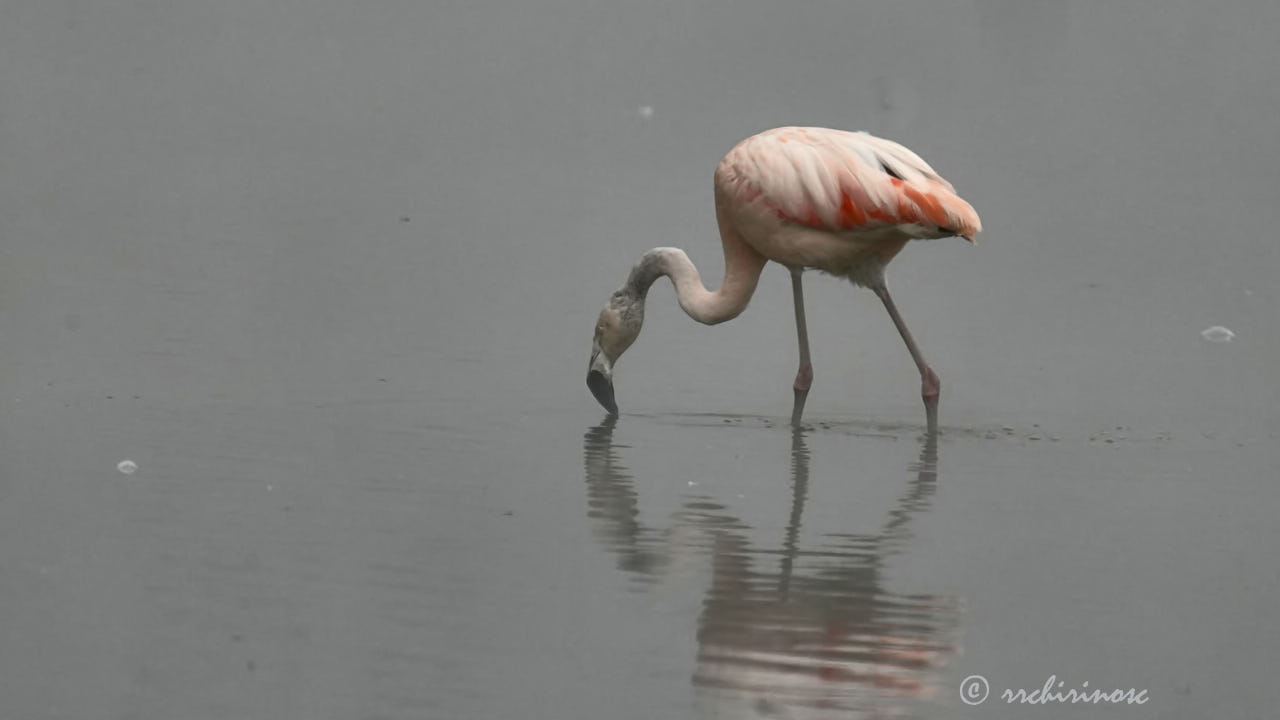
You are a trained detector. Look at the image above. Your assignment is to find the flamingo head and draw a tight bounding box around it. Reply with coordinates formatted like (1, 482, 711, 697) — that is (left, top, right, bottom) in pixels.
(588, 291, 644, 416)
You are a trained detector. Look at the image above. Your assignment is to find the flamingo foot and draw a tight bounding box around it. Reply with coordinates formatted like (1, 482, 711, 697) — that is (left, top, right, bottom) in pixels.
(791, 389, 809, 427)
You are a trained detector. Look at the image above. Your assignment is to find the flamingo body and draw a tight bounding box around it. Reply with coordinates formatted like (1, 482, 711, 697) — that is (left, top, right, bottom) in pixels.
(714, 127, 980, 287)
(588, 126, 981, 429)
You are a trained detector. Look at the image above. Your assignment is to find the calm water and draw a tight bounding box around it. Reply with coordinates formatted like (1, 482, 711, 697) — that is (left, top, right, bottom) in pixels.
(2, 1, 1277, 718)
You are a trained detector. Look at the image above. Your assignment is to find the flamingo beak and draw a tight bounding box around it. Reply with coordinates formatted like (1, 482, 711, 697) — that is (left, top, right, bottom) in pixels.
(587, 341, 618, 416)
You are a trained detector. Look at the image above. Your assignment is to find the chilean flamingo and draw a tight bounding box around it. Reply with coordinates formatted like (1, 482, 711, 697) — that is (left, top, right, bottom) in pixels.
(587, 126, 981, 430)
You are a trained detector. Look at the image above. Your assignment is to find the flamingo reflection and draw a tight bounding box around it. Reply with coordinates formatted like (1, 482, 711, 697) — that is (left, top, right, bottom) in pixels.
(583, 420, 962, 718)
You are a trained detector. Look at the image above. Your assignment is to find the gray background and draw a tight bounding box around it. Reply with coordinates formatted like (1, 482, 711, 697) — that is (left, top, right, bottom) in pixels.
(1, 1, 1276, 718)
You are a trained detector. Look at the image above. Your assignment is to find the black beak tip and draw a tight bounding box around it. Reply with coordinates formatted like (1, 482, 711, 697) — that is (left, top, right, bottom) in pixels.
(586, 370, 618, 416)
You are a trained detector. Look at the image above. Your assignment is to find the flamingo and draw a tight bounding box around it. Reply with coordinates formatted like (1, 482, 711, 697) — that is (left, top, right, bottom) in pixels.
(587, 126, 981, 430)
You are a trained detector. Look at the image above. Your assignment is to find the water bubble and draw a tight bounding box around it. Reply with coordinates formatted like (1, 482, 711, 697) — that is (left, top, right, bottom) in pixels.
(637, 105, 654, 119)
(1200, 326, 1235, 343)
(117, 460, 138, 475)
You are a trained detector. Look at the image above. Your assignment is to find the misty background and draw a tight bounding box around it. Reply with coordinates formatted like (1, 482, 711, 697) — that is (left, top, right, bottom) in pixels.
(2, 2, 1276, 718)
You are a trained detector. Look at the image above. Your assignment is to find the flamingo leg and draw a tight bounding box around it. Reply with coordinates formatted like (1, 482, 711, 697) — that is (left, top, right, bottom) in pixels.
(790, 269, 814, 426)
(871, 284, 940, 433)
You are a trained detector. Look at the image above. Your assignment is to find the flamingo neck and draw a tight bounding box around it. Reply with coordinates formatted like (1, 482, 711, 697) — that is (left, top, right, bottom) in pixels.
(624, 241, 765, 326)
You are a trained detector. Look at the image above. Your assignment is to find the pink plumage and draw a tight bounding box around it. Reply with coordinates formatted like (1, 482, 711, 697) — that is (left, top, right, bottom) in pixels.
(717, 126, 981, 240)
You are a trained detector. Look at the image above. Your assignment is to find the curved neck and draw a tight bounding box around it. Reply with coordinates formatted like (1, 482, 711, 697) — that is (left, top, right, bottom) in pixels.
(624, 233, 766, 326)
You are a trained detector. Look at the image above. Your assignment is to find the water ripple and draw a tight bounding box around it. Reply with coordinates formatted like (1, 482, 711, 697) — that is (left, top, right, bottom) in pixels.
(583, 420, 963, 717)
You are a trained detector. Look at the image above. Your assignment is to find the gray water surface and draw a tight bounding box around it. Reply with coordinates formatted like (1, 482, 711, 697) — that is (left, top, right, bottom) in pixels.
(2, 2, 1278, 718)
